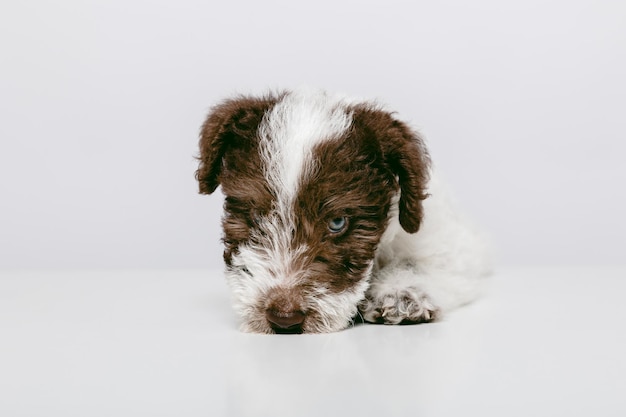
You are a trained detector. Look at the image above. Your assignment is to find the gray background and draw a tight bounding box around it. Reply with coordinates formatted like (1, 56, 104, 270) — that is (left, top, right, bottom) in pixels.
(1, 0, 625, 269)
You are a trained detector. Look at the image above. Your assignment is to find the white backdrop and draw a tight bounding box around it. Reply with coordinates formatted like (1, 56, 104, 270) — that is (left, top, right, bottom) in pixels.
(1, 0, 625, 269)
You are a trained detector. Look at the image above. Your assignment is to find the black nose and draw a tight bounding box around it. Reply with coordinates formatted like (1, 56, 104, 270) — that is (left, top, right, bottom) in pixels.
(266, 309, 305, 334)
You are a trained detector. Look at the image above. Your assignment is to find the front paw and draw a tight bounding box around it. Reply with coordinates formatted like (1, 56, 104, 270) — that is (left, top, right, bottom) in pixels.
(358, 287, 441, 325)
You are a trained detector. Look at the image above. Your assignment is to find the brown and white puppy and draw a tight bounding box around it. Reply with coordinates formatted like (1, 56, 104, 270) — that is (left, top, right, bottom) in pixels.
(197, 89, 490, 334)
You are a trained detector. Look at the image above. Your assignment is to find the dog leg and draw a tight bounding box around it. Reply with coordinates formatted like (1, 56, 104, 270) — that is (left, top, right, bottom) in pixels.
(358, 261, 487, 325)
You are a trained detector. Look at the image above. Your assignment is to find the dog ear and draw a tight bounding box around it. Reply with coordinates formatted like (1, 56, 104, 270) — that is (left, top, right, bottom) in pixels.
(195, 95, 278, 194)
(353, 107, 431, 233)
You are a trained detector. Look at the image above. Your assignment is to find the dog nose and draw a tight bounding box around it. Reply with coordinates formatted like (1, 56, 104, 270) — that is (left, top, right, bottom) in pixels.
(266, 309, 305, 333)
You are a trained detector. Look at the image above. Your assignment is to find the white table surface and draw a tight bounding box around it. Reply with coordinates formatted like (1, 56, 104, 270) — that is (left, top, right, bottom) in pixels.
(1, 267, 625, 417)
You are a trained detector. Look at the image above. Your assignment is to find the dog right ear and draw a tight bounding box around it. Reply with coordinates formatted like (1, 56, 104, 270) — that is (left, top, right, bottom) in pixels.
(195, 95, 278, 194)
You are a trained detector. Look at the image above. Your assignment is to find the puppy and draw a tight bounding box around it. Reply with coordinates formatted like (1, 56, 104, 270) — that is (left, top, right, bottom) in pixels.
(196, 89, 491, 334)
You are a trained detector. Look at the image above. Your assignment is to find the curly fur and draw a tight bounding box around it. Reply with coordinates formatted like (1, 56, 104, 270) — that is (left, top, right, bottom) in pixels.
(197, 89, 491, 333)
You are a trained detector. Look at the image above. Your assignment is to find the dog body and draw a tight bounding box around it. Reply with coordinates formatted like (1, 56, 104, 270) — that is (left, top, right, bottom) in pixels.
(197, 89, 490, 333)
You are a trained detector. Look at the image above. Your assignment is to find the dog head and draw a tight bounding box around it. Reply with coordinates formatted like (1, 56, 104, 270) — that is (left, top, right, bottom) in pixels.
(196, 90, 430, 333)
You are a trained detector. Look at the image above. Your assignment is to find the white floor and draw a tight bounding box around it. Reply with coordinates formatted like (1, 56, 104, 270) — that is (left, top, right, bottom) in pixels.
(1, 267, 625, 417)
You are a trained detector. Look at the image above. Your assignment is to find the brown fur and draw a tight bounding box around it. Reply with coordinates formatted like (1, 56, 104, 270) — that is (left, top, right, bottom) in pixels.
(196, 94, 280, 265)
(196, 92, 431, 332)
(351, 104, 431, 233)
(196, 94, 280, 195)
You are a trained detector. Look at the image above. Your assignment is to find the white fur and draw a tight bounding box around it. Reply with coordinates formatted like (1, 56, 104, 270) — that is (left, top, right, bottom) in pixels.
(258, 89, 353, 203)
(227, 238, 371, 333)
(223, 89, 491, 332)
(304, 261, 373, 332)
(227, 90, 365, 333)
(368, 174, 492, 319)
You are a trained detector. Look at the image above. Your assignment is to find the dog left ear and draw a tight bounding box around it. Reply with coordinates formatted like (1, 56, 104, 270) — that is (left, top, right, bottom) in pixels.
(353, 107, 431, 233)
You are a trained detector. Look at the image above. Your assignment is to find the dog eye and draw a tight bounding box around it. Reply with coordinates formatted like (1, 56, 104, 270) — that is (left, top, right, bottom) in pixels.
(250, 209, 263, 225)
(328, 216, 348, 233)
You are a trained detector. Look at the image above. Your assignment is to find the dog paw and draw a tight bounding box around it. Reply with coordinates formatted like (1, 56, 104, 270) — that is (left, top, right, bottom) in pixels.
(358, 287, 441, 325)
